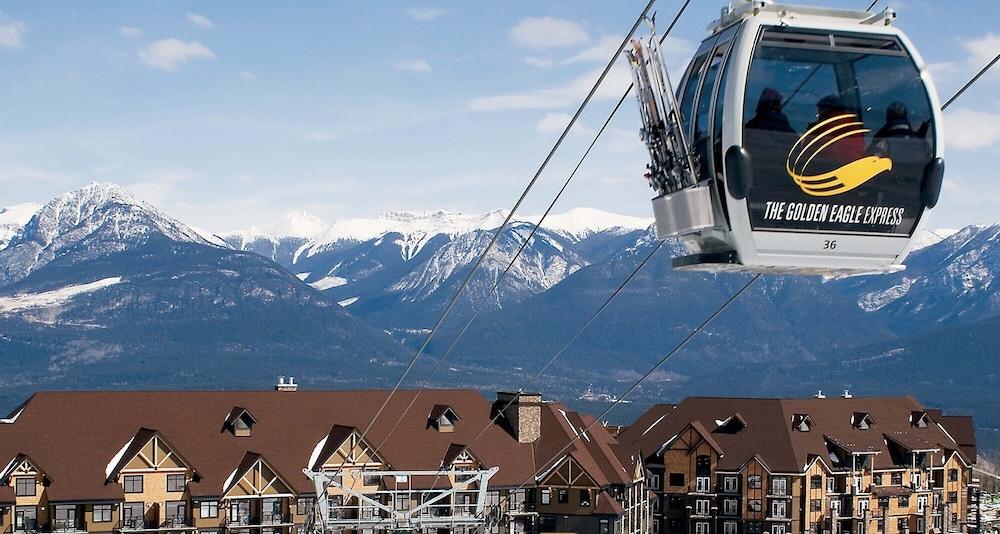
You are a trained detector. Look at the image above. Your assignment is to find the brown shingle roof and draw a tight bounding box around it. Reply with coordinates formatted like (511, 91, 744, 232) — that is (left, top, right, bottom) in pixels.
(617, 396, 971, 474)
(0, 390, 634, 504)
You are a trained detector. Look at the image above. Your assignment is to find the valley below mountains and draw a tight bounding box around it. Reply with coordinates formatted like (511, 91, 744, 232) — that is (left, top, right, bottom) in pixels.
(1, 183, 997, 452)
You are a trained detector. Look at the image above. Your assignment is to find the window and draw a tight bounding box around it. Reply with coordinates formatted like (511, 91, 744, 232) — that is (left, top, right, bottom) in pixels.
(678, 53, 709, 139)
(810, 476, 822, 490)
(692, 39, 732, 183)
(696, 499, 710, 515)
(897, 519, 908, 532)
(296, 497, 314, 515)
(749, 499, 762, 513)
(771, 477, 787, 495)
(748, 522, 763, 534)
(826, 477, 835, 493)
(742, 28, 934, 237)
(854, 476, 863, 492)
(859, 499, 869, 512)
(891, 473, 903, 486)
(912, 472, 921, 487)
(668, 495, 685, 510)
(831, 498, 841, 512)
(167, 474, 186, 492)
(772, 500, 787, 519)
(14, 477, 34, 497)
(200, 501, 219, 519)
(579, 489, 591, 507)
(949, 469, 959, 482)
(873, 473, 883, 486)
(653, 520, 660, 534)
(166, 501, 187, 524)
(541, 489, 551, 505)
(124, 475, 143, 493)
(879, 497, 889, 509)
(669, 473, 685, 487)
(811, 499, 822, 512)
(948, 491, 958, 503)
(696, 477, 711, 493)
(723, 476, 738, 493)
(362, 473, 381, 486)
(772, 525, 786, 534)
(748, 475, 762, 489)
(15, 507, 38, 531)
(695, 522, 710, 534)
(649, 473, 661, 489)
(54, 505, 77, 530)
(123, 503, 144, 529)
(557, 489, 569, 504)
(394, 495, 411, 512)
(93, 504, 113, 523)
(898, 495, 910, 507)
(724, 522, 737, 534)
(669, 519, 683, 532)
(599, 519, 610, 534)
(724, 499, 738, 515)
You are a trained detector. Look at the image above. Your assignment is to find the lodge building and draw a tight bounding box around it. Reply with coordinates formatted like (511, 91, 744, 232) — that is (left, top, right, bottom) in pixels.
(615, 395, 979, 534)
(0, 388, 649, 534)
(0, 388, 978, 534)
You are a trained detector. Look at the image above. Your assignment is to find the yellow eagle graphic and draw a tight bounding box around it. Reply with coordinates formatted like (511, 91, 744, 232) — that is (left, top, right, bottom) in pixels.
(785, 113, 892, 196)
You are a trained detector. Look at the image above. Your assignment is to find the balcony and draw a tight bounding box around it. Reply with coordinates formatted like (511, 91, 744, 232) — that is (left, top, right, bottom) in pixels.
(259, 512, 293, 526)
(12, 520, 39, 534)
(52, 519, 85, 533)
(160, 516, 190, 529)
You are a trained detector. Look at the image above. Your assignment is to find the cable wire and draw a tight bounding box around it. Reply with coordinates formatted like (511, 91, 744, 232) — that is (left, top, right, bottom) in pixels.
(941, 53, 999, 111)
(489, 273, 762, 512)
(332, 0, 659, 477)
(372, 0, 693, 459)
(866, 0, 879, 12)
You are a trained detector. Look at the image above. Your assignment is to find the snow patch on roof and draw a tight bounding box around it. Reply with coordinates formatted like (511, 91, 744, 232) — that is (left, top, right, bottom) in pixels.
(308, 435, 329, 472)
(105, 437, 134, 480)
(0, 408, 23, 424)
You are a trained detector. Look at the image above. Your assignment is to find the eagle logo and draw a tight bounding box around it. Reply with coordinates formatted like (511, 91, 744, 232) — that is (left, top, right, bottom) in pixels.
(785, 113, 892, 197)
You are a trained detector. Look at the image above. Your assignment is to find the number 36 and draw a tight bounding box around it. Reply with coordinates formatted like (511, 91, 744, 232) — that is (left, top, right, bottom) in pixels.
(823, 240, 837, 250)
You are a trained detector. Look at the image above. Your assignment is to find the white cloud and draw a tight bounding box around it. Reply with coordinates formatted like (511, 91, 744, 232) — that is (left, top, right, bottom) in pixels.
(393, 58, 432, 73)
(139, 39, 215, 71)
(119, 26, 143, 39)
(239, 71, 256, 81)
(535, 112, 573, 133)
(524, 56, 553, 68)
(300, 132, 338, 142)
(561, 36, 622, 65)
(0, 15, 25, 49)
(962, 32, 1000, 68)
(186, 13, 215, 29)
(468, 62, 632, 112)
(510, 17, 588, 49)
(407, 7, 449, 22)
(944, 107, 1000, 150)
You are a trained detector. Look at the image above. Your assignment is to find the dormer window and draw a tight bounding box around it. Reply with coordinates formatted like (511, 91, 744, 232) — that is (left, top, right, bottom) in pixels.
(852, 412, 875, 430)
(910, 411, 930, 428)
(428, 405, 460, 433)
(792, 414, 813, 432)
(714, 413, 747, 434)
(223, 407, 258, 437)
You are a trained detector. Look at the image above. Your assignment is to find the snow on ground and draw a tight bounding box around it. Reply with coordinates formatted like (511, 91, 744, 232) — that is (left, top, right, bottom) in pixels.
(310, 275, 348, 290)
(295, 272, 311, 281)
(910, 228, 960, 251)
(0, 277, 123, 314)
(533, 207, 652, 239)
(0, 202, 42, 250)
(337, 297, 359, 306)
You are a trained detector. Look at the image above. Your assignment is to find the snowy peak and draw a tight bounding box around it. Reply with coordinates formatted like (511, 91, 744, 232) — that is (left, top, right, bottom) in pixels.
(0, 182, 216, 286)
(0, 202, 42, 250)
(232, 210, 330, 241)
(537, 207, 652, 239)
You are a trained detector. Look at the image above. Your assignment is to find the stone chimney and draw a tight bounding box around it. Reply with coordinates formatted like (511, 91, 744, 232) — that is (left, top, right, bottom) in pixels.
(275, 375, 298, 392)
(496, 391, 542, 443)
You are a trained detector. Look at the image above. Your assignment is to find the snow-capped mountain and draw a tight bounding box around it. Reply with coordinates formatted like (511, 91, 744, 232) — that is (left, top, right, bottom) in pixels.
(0, 183, 215, 287)
(0, 203, 41, 251)
(0, 183, 409, 401)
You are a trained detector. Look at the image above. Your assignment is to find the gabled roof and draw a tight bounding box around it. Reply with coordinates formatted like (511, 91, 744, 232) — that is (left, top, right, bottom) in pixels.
(309, 424, 363, 471)
(618, 396, 967, 474)
(429, 405, 460, 422)
(0, 453, 49, 485)
(883, 432, 938, 453)
(688, 421, 725, 455)
(104, 427, 199, 484)
(222, 451, 294, 497)
(714, 413, 747, 434)
(593, 490, 625, 515)
(440, 444, 479, 469)
(222, 407, 258, 431)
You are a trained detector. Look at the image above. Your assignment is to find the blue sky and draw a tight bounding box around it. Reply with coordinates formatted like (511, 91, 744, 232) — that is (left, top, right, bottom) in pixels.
(1, 0, 997, 231)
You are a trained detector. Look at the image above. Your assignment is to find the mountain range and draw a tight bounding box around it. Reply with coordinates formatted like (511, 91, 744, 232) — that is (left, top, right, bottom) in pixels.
(0, 183, 996, 453)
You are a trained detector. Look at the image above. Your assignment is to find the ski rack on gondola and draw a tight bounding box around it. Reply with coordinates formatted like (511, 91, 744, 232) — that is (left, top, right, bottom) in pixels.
(625, 18, 717, 240)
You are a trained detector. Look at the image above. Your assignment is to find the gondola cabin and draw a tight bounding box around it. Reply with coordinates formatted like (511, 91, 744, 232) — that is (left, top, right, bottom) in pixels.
(631, 1, 944, 276)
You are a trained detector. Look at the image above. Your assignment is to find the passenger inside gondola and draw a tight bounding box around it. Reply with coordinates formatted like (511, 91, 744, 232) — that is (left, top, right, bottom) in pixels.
(868, 101, 933, 181)
(806, 94, 865, 165)
(746, 88, 795, 132)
